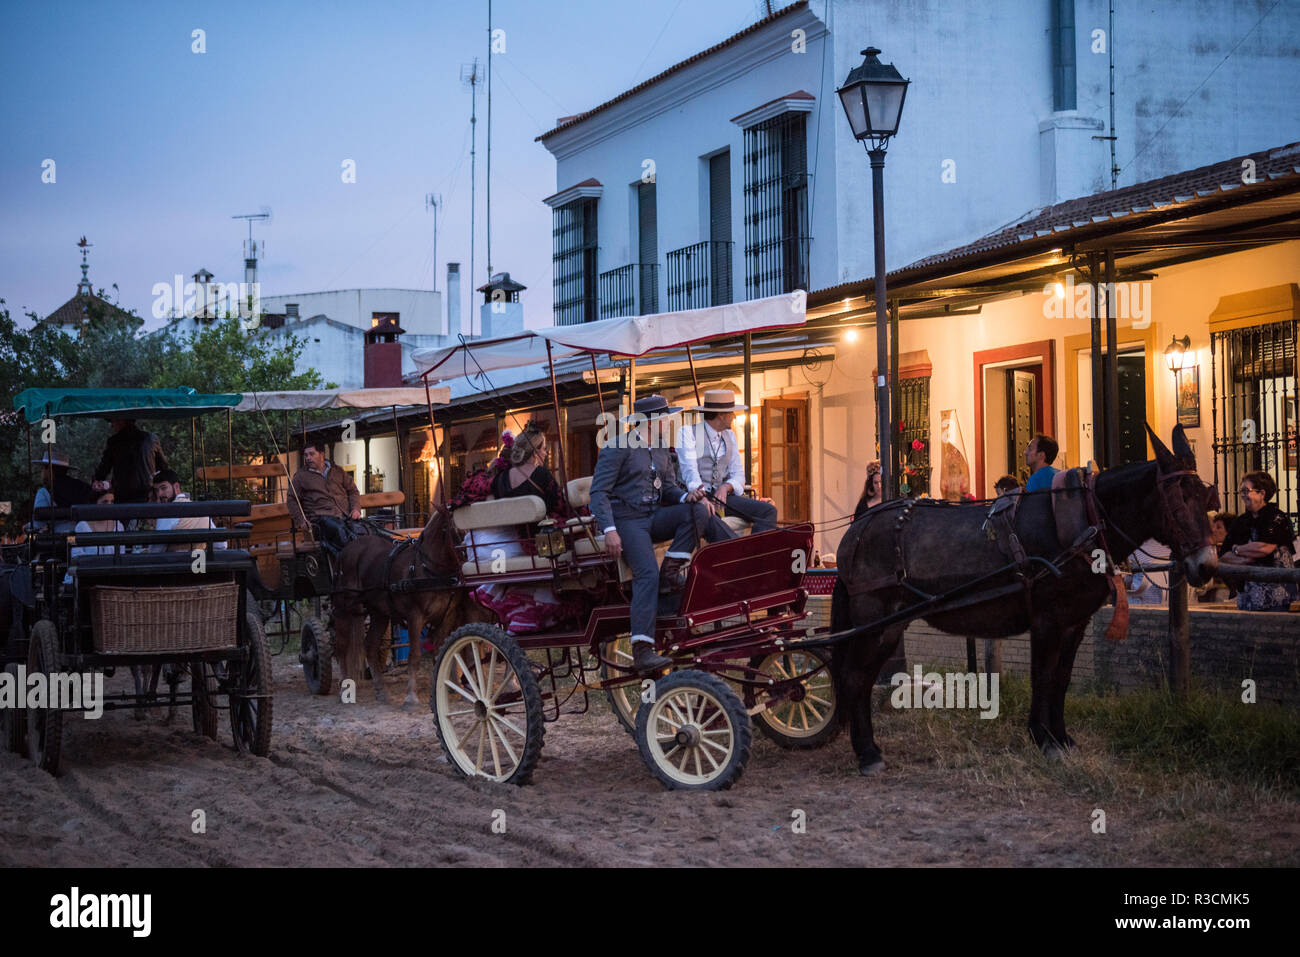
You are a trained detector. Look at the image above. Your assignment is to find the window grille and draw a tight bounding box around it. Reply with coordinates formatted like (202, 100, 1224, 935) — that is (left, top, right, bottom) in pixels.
(742, 112, 810, 299)
(598, 263, 658, 318)
(1210, 320, 1298, 528)
(898, 377, 932, 497)
(553, 198, 598, 325)
(666, 241, 733, 310)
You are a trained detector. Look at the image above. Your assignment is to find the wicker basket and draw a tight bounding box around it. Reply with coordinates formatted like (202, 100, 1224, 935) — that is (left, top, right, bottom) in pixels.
(90, 582, 239, 654)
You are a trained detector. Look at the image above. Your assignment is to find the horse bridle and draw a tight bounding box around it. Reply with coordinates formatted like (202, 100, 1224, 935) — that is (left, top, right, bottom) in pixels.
(1150, 466, 1218, 559)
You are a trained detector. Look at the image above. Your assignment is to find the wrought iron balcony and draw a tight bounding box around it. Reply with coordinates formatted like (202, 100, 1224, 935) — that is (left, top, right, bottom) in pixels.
(666, 241, 733, 311)
(598, 263, 659, 319)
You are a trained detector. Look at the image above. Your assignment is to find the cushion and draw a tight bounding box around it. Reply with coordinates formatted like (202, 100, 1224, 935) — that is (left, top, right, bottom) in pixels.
(567, 476, 593, 508)
(462, 554, 556, 576)
(452, 495, 547, 531)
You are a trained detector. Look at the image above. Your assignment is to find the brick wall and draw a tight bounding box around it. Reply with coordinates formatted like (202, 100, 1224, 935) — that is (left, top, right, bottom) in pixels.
(803, 595, 1299, 706)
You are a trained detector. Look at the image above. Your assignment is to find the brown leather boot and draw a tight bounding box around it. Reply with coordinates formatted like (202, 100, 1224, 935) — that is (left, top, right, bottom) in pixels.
(632, 640, 672, 674)
(659, 556, 688, 594)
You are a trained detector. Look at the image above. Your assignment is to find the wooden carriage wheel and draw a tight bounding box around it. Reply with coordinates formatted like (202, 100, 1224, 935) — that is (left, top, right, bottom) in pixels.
(431, 623, 544, 785)
(299, 616, 333, 696)
(747, 648, 839, 749)
(600, 634, 644, 734)
(230, 611, 273, 756)
(189, 659, 219, 740)
(635, 670, 751, 791)
(25, 620, 63, 775)
(2, 663, 25, 754)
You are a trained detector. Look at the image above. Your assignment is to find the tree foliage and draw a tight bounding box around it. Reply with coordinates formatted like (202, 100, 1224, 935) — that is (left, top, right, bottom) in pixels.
(0, 296, 331, 536)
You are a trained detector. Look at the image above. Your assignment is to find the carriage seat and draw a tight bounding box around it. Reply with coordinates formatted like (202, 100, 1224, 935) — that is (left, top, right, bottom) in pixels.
(564, 475, 749, 539)
(452, 495, 558, 576)
(1051, 467, 1095, 551)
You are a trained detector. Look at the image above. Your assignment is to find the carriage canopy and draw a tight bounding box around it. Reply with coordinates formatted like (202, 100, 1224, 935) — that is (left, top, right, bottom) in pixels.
(12, 387, 242, 422)
(232, 386, 450, 412)
(412, 293, 806, 384)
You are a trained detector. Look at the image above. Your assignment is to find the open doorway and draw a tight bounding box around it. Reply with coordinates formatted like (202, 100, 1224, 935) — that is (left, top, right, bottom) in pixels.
(973, 341, 1056, 495)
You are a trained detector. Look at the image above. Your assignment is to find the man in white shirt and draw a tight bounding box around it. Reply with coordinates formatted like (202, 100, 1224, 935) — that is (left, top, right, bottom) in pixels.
(679, 390, 777, 533)
(150, 470, 227, 552)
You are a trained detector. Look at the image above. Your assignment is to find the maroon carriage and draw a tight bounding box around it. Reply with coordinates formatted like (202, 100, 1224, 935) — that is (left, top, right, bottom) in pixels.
(415, 294, 838, 790)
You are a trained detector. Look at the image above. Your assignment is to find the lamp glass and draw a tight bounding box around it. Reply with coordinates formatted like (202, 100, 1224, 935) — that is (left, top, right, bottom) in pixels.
(838, 85, 868, 139)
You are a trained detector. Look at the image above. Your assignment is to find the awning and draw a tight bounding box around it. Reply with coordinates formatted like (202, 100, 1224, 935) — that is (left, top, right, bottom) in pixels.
(233, 386, 450, 412)
(413, 293, 806, 383)
(13, 388, 242, 423)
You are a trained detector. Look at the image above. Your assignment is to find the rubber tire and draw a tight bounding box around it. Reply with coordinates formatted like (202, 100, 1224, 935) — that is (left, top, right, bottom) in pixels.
(635, 670, 751, 792)
(190, 659, 219, 740)
(26, 620, 63, 775)
(230, 610, 274, 756)
(430, 622, 544, 786)
(300, 617, 333, 696)
(2, 663, 25, 754)
(599, 634, 642, 735)
(747, 648, 841, 750)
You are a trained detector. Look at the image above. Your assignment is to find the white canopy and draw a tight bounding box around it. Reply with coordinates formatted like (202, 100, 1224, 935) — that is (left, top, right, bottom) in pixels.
(413, 293, 806, 383)
(234, 386, 449, 412)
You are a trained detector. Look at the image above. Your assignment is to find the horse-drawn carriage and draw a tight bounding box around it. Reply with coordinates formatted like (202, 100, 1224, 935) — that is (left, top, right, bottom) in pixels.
(405, 294, 840, 790)
(5, 388, 271, 774)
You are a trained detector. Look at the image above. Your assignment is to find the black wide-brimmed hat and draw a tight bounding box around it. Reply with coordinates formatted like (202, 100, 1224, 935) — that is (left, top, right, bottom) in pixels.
(621, 394, 683, 422)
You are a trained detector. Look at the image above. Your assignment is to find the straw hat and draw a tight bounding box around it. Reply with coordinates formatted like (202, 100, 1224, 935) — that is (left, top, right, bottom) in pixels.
(691, 389, 748, 413)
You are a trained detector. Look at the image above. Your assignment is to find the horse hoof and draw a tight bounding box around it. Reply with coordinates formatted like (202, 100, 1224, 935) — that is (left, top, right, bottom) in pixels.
(400, 697, 418, 712)
(1043, 744, 1065, 763)
(858, 758, 886, 776)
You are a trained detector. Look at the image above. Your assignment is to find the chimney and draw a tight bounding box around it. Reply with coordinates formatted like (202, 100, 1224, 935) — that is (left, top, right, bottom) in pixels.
(365, 313, 404, 388)
(447, 262, 461, 336)
(478, 271, 526, 338)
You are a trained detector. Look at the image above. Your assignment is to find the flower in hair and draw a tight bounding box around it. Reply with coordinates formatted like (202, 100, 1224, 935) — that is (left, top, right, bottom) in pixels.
(501, 431, 514, 448)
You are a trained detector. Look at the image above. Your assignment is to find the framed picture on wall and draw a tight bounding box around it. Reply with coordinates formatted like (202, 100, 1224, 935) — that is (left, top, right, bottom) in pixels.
(1175, 366, 1200, 428)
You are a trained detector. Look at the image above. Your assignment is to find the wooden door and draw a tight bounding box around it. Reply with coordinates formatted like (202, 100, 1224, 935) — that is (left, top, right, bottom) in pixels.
(1007, 369, 1037, 483)
(761, 398, 809, 522)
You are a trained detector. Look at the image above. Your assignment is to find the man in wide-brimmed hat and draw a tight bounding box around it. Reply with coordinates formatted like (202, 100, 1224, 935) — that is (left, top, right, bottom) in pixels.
(589, 394, 735, 673)
(680, 389, 778, 533)
(31, 449, 93, 533)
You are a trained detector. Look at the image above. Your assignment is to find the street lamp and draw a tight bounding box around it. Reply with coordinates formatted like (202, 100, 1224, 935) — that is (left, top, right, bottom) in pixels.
(839, 47, 910, 500)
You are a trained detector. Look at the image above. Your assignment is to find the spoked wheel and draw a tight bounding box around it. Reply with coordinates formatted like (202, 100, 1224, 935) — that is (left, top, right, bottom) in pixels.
(2, 663, 25, 754)
(747, 648, 840, 749)
(189, 659, 219, 740)
(26, 620, 63, 775)
(299, 617, 333, 696)
(431, 623, 543, 785)
(636, 670, 751, 791)
(600, 634, 644, 735)
(230, 611, 273, 756)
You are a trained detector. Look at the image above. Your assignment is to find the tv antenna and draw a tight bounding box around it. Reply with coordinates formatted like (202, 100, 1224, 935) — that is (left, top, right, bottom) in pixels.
(425, 193, 442, 292)
(461, 58, 481, 331)
(232, 207, 272, 312)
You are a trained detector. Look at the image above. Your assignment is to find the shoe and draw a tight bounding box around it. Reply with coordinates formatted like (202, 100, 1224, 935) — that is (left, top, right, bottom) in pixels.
(631, 641, 672, 674)
(659, 556, 688, 594)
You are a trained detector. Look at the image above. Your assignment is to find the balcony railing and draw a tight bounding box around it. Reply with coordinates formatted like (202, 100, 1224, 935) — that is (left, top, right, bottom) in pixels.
(598, 263, 659, 319)
(666, 241, 733, 312)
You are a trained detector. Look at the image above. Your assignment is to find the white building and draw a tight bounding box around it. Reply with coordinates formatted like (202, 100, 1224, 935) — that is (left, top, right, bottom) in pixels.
(537, 0, 1300, 317)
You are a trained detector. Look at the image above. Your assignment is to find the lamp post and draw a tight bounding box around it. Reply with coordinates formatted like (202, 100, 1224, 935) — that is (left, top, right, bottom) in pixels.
(1164, 334, 1191, 373)
(839, 47, 909, 500)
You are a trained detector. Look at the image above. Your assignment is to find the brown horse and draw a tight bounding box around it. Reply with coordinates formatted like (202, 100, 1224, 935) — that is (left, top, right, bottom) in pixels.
(831, 425, 1218, 773)
(331, 505, 494, 709)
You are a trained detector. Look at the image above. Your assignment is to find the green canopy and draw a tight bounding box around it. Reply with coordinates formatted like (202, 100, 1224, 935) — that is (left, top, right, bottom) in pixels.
(13, 388, 243, 423)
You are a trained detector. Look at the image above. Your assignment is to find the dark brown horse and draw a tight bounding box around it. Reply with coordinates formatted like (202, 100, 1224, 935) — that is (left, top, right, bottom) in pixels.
(831, 425, 1218, 773)
(332, 505, 494, 709)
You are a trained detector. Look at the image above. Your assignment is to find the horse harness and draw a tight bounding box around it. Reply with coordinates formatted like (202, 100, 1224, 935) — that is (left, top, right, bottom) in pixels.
(381, 511, 460, 623)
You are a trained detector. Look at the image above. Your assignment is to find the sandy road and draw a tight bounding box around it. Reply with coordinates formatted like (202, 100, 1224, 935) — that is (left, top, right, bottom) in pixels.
(0, 653, 1293, 868)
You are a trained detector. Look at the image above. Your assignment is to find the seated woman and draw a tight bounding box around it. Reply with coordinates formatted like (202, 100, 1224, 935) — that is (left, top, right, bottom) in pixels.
(63, 488, 123, 583)
(467, 423, 578, 634)
(1218, 471, 1298, 611)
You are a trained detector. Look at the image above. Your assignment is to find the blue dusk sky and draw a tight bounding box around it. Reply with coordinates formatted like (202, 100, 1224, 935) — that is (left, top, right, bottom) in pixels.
(0, 0, 775, 332)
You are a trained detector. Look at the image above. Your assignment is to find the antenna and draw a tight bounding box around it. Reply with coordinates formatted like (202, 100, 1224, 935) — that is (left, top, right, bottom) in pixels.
(425, 193, 442, 292)
(460, 58, 481, 337)
(232, 207, 271, 314)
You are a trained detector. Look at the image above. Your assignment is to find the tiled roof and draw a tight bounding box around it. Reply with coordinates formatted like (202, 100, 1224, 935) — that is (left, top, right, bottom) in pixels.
(42, 293, 135, 327)
(536, 1, 809, 142)
(730, 89, 815, 123)
(814, 141, 1300, 302)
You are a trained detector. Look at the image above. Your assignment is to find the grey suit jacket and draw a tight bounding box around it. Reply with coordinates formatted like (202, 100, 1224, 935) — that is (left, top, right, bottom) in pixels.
(589, 444, 688, 531)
